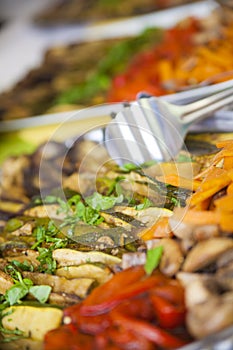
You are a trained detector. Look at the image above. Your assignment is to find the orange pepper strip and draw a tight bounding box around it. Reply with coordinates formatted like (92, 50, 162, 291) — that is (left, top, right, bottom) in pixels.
(223, 156, 233, 170)
(189, 186, 225, 206)
(203, 167, 227, 180)
(216, 140, 233, 149)
(214, 193, 233, 212)
(212, 149, 233, 165)
(219, 212, 233, 232)
(189, 174, 231, 207)
(201, 172, 231, 190)
(156, 174, 200, 191)
(227, 182, 233, 194)
(192, 197, 211, 211)
(175, 208, 220, 226)
(139, 217, 173, 240)
(225, 169, 233, 181)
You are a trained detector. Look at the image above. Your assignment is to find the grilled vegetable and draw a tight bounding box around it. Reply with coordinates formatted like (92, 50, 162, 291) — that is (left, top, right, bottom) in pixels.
(2, 306, 62, 341)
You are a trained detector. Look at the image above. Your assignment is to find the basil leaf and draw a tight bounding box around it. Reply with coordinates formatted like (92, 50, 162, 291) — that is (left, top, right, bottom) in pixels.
(29, 285, 51, 304)
(144, 246, 163, 275)
(86, 192, 123, 211)
(5, 283, 28, 306)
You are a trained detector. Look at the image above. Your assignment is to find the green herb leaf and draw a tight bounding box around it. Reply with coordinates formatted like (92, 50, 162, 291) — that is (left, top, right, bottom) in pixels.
(134, 198, 153, 210)
(10, 260, 34, 272)
(120, 163, 141, 173)
(144, 246, 163, 275)
(5, 283, 28, 306)
(37, 247, 57, 274)
(171, 197, 181, 207)
(22, 278, 33, 288)
(29, 285, 51, 303)
(86, 192, 123, 211)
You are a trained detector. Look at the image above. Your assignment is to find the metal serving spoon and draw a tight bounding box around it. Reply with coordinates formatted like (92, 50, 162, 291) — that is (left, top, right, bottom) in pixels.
(105, 79, 233, 165)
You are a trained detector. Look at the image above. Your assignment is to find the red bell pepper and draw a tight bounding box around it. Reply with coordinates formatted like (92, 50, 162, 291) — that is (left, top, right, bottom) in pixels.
(150, 282, 185, 305)
(44, 324, 93, 350)
(64, 303, 110, 334)
(82, 265, 145, 307)
(150, 294, 186, 329)
(80, 272, 166, 316)
(107, 324, 154, 350)
(110, 310, 187, 349)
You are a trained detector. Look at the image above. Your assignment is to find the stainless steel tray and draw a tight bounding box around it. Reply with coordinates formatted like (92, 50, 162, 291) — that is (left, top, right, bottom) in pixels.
(180, 325, 233, 350)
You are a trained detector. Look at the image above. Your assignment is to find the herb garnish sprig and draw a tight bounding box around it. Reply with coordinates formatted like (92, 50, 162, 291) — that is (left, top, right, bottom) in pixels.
(32, 221, 68, 274)
(4, 262, 51, 306)
(0, 263, 51, 343)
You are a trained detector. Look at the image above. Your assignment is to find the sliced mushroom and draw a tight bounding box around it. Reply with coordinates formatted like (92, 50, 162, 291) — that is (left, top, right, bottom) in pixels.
(56, 263, 112, 284)
(169, 208, 194, 241)
(193, 224, 220, 241)
(176, 271, 202, 287)
(53, 248, 121, 267)
(6, 249, 40, 269)
(149, 238, 184, 277)
(63, 172, 97, 194)
(23, 204, 67, 220)
(100, 212, 132, 230)
(186, 292, 233, 339)
(22, 271, 95, 299)
(121, 251, 146, 269)
(184, 275, 233, 338)
(48, 292, 81, 307)
(0, 270, 14, 294)
(115, 206, 172, 227)
(182, 238, 233, 272)
(217, 261, 233, 279)
(217, 248, 233, 268)
(10, 222, 35, 236)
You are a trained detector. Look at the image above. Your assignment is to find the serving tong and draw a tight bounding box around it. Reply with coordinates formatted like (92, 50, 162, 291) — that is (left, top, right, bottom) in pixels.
(105, 79, 233, 165)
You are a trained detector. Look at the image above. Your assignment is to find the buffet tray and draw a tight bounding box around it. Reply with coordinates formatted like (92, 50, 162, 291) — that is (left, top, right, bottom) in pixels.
(180, 325, 233, 350)
(0, 0, 218, 93)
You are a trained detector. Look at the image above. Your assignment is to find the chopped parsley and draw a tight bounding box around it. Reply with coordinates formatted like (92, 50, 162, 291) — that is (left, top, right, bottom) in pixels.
(32, 221, 68, 274)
